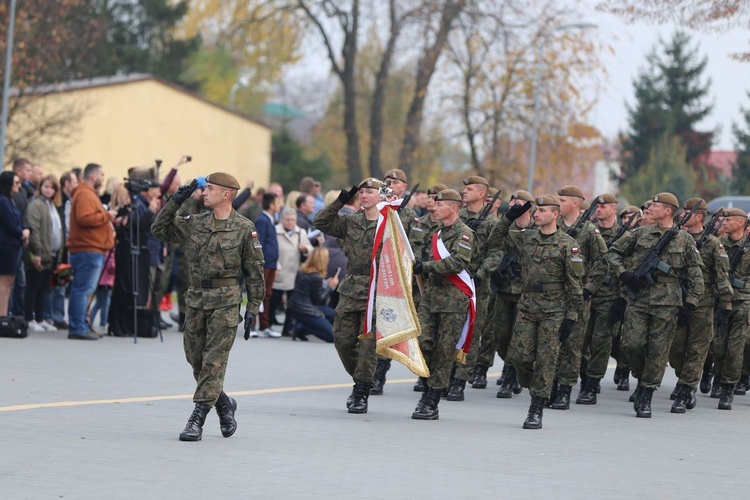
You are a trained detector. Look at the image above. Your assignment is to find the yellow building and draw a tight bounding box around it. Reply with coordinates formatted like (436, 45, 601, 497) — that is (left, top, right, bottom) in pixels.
(6, 74, 271, 186)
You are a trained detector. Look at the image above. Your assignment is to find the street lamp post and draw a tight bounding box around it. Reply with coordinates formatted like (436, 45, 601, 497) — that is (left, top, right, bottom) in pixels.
(527, 21, 597, 193)
(228, 74, 251, 109)
(0, 0, 19, 167)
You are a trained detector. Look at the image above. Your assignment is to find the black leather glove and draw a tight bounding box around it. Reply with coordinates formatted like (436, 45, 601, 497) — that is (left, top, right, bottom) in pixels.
(413, 260, 423, 276)
(558, 318, 575, 342)
(717, 308, 731, 330)
(171, 179, 198, 205)
(505, 201, 532, 222)
(583, 289, 592, 301)
(619, 271, 644, 292)
(608, 298, 627, 324)
(337, 185, 360, 204)
(677, 304, 696, 328)
(243, 309, 256, 341)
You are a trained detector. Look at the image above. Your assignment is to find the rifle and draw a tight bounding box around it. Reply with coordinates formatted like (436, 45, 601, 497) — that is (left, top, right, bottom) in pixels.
(468, 188, 502, 231)
(397, 183, 419, 213)
(728, 232, 750, 290)
(607, 216, 634, 248)
(696, 209, 724, 250)
(490, 253, 520, 292)
(567, 199, 598, 239)
(623, 203, 700, 300)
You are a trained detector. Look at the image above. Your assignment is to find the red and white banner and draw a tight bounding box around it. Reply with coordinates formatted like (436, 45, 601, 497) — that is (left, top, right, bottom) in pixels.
(365, 199, 429, 377)
(432, 232, 476, 364)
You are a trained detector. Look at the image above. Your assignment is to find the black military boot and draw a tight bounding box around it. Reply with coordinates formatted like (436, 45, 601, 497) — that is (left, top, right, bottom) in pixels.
(472, 365, 488, 389)
(413, 377, 427, 392)
(496, 364, 507, 386)
(551, 384, 572, 410)
(412, 387, 440, 420)
(576, 378, 599, 405)
(179, 403, 211, 441)
(670, 384, 687, 414)
(346, 383, 356, 409)
(710, 376, 722, 398)
(718, 383, 735, 410)
(215, 392, 238, 438)
(545, 382, 558, 408)
(617, 369, 630, 391)
(613, 368, 622, 384)
(496, 365, 515, 399)
(636, 387, 653, 418)
(734, 374, 749, 395)
(446, 379, 466, 401)
(523, 396, 545, 430)
(348, 380, 371, 414)
(370, 358, 390, 396)
(699, 370, 712, 394)
(512, 376, 523, 394)
(629, 383, 642, 405)
(685, 386, 697, 410)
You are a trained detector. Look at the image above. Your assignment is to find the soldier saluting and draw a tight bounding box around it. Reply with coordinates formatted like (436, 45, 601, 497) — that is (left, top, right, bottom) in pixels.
(152, 173, 265, 441)
(606, 192, 704, 418)
(494, 195, 584, 430)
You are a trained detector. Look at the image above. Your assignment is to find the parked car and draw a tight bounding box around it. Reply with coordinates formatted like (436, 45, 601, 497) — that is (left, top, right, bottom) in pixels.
(707, 196, 750, 214)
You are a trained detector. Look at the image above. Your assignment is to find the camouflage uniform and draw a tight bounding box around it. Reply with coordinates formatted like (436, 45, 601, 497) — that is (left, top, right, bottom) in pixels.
(581, 221, 623, 381)
(670, 232, 732, 389)
(314, 198, 379, 384)
(454, 207, 499, 383)
(494, 217, 584, 399)
(151, 199, 265, 406)
(418, 219, 474, 390)
(556, 218, 607, 388)
(607, 225, 704, 391)
(410, 213, 440, 264)
(174, 196, 207, 317)
(712, 234, 750, 386)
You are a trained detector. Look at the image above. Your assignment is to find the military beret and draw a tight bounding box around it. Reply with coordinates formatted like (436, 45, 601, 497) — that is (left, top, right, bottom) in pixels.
(682, 197, 707, 211)
(535, 194, 560, 207)
(206, 172, 240, 190)
(557, 185, 585, 200)
(581, 200, 590, 210)
(486, 187, 500, 198)
(652, 192, 679, 209)
(383, 169, 407, 183)
(435, 189, 463, 203)
(641, 200, 653, 210)
(358, 177, 386, 190)
(620, 205, 641, 217)
(427, 183, 449, 196)
(462, 176, 490, 187)
(596, 193, 618, 204)
(511, 190, 534, 202)
(725, 207, 748, 218)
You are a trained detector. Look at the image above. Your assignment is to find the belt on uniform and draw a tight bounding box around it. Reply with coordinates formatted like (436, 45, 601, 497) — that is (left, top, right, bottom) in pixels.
(191, 277, 239, 288)
(656, 275, 678, 284)
(523, 282, 565, 293)
(349, 266, 371, 275)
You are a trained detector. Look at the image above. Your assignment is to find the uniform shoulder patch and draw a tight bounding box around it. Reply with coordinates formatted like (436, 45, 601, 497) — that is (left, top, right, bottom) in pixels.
(572, 247, 580, 254)
(462, 234, 470, 241)
(183, 215, 191, 220)
(251, 231, 258, 238)
(594, 229, 600, 235)
(414, 217, 420, 223)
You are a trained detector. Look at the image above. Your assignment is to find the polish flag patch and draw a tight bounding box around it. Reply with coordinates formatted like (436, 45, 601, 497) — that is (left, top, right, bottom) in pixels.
(251, 231, 258, 238)
(462, 234, 470, 241)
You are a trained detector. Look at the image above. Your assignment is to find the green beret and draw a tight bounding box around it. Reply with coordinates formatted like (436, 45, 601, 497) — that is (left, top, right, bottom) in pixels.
(535, 194, 560, 207)
(462, 176, 489, 187)
(557, 185, 585, 200)
(725, 207, 748, 218)
(487, 187, 501, 198)
(206, 172, 240, 190)
(358, 177, 386, 190)
(620, 205, 641, 217)
(383, 169, 407, 183)
(581, 200, 590, 210)
(427, 183, 449, 196)
(596, 193, 618, 204)
(435, 189, 463, 203)
(652, 192, 679, 209)
(511, 190, 534, 202)
(641, 200, 653, 211)
(682, 197, 707, 211)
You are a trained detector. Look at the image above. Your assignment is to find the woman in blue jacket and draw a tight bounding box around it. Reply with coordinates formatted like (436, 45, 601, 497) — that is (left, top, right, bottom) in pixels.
(0, 171, 29, 316)
(288, 247, 339, 342)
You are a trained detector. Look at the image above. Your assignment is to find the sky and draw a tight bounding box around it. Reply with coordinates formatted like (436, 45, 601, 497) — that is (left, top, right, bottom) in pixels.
(584, 5, 750, 150)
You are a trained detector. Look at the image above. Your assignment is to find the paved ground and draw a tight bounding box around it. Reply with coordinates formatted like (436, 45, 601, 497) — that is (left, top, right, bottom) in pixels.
(2, 321, 749, 499)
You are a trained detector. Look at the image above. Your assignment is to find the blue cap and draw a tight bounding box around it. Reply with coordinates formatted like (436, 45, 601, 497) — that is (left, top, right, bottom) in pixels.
(196, 176, 207, 189)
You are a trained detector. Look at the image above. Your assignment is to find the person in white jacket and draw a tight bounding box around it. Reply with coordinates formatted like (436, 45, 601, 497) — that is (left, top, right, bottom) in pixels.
(271, 207, 313, 336)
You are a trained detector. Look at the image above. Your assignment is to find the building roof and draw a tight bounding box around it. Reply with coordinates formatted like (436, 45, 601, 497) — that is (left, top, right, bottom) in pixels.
(15, 73, 270, 130)
(706, 150, 737, 178)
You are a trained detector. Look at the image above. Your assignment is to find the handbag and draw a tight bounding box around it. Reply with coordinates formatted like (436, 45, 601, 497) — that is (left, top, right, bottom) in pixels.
(0, 316, 28, 338)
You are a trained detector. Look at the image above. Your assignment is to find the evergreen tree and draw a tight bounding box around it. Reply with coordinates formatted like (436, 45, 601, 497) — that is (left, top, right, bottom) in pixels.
(621, 132, 697, 205)
(271, 131, 332, 194)
(732, 95, 750, 195)
(619, 31, 714, 193)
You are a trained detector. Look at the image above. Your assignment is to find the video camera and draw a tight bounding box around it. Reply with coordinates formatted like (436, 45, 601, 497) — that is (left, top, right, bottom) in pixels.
(124, 177, 157, 195)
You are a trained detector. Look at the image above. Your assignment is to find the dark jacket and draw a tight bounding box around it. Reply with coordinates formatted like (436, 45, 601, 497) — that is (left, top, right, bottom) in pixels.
(255, 211, 278, 269)
(289, 271, 332, 318)
(0, 196, 24, 247)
